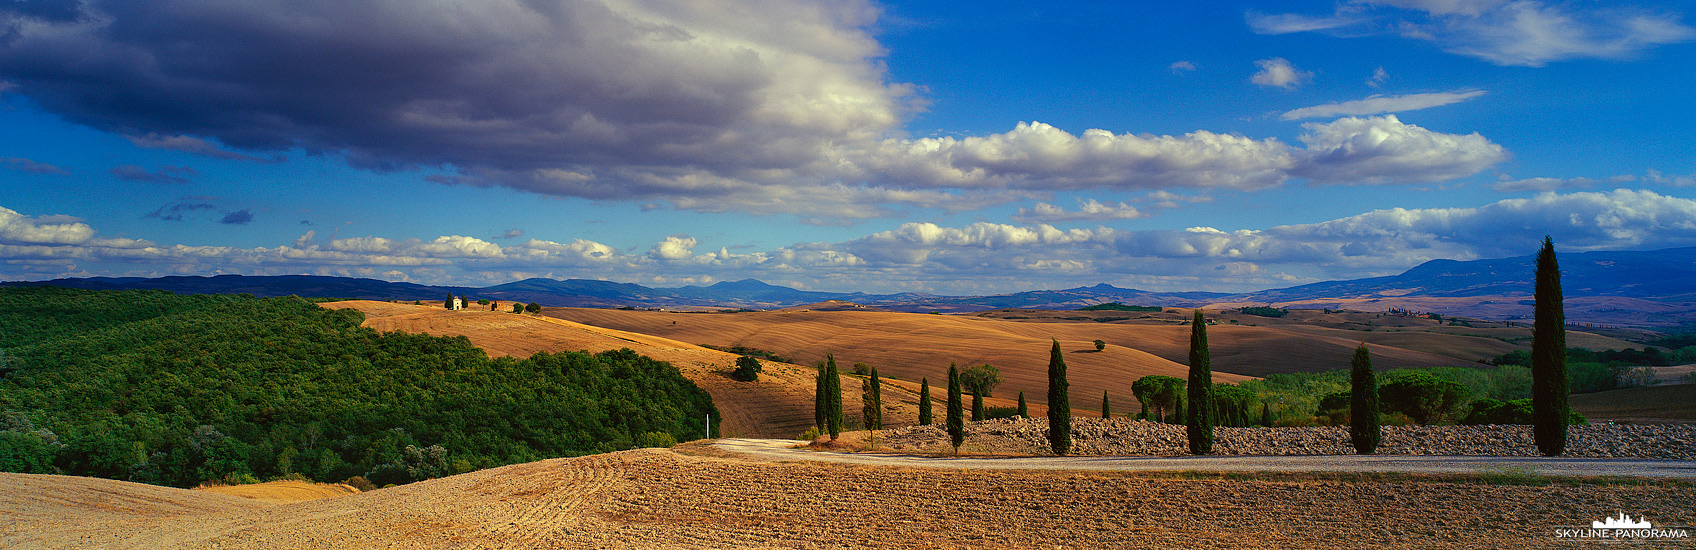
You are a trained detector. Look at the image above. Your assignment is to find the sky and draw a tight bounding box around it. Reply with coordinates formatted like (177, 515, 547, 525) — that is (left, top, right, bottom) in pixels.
(2, 0, 1695, 295)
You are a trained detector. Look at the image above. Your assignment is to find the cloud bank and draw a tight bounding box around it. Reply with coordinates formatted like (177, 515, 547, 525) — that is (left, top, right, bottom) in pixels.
(7, 189, 1695, 293)
(0, 1, 1509, 219)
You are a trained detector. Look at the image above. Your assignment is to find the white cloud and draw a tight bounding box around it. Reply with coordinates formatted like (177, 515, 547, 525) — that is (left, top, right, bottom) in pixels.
(1493, 174, 1635, 192)
(1645, 170, 1696, 187)
(1, 157, 69, 175)
(1013, 199, 1146, 223)
(0, 206, 96, 245)
(1250, 57, 1313, 89)
(1169, 61, 1197, 73)
(649, 235, 698, 261)
(1366, 66, 1390, 88)
(1290, 115, 1507, 184)
(1281, 90, 1486, 120)
(1250, 1, 1696, 67)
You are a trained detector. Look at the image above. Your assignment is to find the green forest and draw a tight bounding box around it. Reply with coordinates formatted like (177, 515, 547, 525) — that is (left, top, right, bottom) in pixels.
(0, 287, 716, 487)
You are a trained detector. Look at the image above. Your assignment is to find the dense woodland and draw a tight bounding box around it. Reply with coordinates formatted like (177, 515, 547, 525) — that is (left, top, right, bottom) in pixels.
(0, 287, 716, 487)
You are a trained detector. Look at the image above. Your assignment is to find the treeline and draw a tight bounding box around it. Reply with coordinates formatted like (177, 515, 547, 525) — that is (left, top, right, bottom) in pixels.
(0, 287, 715, 487)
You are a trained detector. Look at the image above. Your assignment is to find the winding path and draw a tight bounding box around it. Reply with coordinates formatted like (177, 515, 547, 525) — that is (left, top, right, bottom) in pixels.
(714, 438, 1696, 478)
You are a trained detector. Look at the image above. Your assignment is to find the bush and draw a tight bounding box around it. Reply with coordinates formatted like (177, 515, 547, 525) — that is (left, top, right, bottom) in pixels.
(1462, 398, 1533, 425)
(343, 476, 376, 492)
(797, 426, 821, 441)
(984, 406, 1021, 420)
(635, 432, 677, 448)
(524, 302, 541, 313)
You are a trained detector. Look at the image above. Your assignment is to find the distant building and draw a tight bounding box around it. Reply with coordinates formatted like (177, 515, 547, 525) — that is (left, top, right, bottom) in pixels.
(452, 296, 464, 310)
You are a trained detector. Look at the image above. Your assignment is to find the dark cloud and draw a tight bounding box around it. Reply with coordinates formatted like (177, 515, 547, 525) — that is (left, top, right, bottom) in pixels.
(0, 1, 1506, 219)
(111, 164, 197, 184)
(1, 157, 69, 175)
(492, 229, 524, 240)
(125, 134, 283, 163)
(145, 199, 214, 221)
(220, 209, 254, 225)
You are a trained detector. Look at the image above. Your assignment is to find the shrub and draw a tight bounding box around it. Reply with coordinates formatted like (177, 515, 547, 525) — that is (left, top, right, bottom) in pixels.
(852, 362, 871, 376)
(797, 426, 821, 441)
(1238, 306, 1288, 318)
(524, 302, 541, 313)
(1094, 339, 1106, 352)
(984, 406, 1021, 420)
(343, 476, 376, 492)
(635, 431, 678, 448)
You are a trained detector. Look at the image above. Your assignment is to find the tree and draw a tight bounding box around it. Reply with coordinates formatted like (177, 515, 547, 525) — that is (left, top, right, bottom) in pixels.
(1017, 391, 1028, 418)
(824, 354, 843, 439)
(1533, 236, 1569, 456)
(918, 377, 933, 425)
(1186, 309, 1214, 455)
(524, 302, 540, 313)
(1379, 371, 1468, 425)
(1093, 339, 1106, 352)
(730, 356, 762, 382)
(1349, 343, 1381, 455)
(813, 363, 827, 432)
(511, 303, 523, 313)
(1131, 375, 1185, 422)
(1260, 401, 1273, 427)
(444, 294, 454, 309)
(946, 363, 964, 454)
(1046, 340, 1071, 456)
(961, 364, 999, 421)
(1172, 395, 1185, 426)
(960, 364, 1002, 397)
(1100, 391, 1112, 418)
(861, 367, 883, 430)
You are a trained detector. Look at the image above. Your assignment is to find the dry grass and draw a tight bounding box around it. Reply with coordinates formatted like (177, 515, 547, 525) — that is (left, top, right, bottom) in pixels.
(192, 480, 359, 503)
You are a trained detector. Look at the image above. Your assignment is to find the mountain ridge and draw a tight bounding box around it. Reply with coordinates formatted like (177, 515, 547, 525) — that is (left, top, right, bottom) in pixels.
(7, 246, 1694, 327)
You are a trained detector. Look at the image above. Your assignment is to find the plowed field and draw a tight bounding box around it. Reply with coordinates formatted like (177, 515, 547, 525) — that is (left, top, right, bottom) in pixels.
(7, 444, 1693, 549)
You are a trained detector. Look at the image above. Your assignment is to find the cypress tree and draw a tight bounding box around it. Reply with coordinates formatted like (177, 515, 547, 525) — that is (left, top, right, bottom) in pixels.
(825, 354, 843, 440)
(814, 363, 827, 432)
(946, 363, 964, 453)
(1260, 401, 1273, 427)
(1172, 395, 1184, 426)
(971, 388, 985, 421)
(1046, 339, 1071, 456)
(1186, 310, 1215, 455)
(1101, 391, 1112, 418)
(1533, 236, 1569, 456)
(918, 377, 933, 425)
(444, 294, 454, 309)
(870, 367, 883, 430)
(1017, 391, 1028, 418)
(1349, 343, 1381, 455)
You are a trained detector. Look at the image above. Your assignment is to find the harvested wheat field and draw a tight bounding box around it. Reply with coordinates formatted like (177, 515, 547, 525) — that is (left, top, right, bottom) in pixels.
(6, 443, 1693, 550)
(192, 480, 361, 504)
(327, 301, 925, 439)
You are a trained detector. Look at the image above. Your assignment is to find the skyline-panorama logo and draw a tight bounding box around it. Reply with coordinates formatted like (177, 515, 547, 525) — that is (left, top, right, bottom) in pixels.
(1554, 513, 1690, 542)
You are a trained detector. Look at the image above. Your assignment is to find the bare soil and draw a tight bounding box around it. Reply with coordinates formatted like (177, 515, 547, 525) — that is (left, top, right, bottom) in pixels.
(6, 444, 1694, 549)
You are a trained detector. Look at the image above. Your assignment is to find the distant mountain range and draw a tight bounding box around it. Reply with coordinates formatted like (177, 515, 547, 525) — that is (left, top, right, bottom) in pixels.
(7, 245, 1694, 326)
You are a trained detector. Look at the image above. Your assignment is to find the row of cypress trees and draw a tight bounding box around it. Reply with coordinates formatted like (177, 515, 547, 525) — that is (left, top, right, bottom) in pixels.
(813, 237, 1570, 457)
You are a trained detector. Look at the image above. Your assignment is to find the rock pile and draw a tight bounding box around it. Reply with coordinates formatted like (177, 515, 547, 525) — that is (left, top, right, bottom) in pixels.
(878, 417, 1696, 460)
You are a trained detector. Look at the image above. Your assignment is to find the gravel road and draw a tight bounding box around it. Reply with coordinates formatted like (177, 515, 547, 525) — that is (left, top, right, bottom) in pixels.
(716, 438, 1696, 478)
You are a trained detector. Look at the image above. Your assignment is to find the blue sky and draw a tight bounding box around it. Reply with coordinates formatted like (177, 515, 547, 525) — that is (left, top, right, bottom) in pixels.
(2, 0, 1694, 294)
